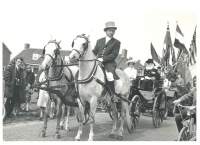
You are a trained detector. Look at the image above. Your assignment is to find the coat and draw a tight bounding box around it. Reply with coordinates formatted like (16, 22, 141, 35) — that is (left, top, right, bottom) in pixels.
(26, 71, 35, 86)
(179, 87, 196, 113)
(3, 64, 25, 102)
(92, 37, 120, 79)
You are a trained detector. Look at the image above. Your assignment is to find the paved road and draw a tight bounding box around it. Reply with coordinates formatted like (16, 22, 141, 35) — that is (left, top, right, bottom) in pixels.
(3, 112, 178, 141)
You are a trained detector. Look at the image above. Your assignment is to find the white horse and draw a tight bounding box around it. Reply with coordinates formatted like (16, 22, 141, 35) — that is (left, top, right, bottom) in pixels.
(69, 34, 132, 141)
(40, 40, 78, 139)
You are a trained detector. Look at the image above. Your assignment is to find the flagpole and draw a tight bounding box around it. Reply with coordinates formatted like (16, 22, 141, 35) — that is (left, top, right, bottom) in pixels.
(173, 50, 183, 72)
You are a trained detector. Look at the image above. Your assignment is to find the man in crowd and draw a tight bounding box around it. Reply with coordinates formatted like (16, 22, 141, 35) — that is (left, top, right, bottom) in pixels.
(4, 57, 24, 120)
(173, 76, 196, 133)
(92, 21, 120, 102)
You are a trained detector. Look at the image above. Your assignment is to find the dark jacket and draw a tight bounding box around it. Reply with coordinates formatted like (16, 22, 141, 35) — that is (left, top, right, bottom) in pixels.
(3, 64, 24, 99)
(92, 37, 120, 79)
(26, 71, 35, 86)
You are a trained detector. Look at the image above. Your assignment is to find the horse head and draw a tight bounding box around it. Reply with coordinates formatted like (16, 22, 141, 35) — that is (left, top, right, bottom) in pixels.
(69, 34, 90, 62)
(41, 40, 62, 70)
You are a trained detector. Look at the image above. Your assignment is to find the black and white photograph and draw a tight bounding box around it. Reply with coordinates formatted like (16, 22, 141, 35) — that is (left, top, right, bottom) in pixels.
(1, 0, 198, 142)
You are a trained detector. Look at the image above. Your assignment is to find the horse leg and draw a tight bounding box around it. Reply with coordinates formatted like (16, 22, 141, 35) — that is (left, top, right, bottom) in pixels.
(109, 102, 117, 138)
(117, 100, 127, 140)
(49, 100, 55, 119)
(74, 100, 85, 141)
(60, 104, 66, 130)
(39, 97, 51, 138)
(88, 98, 97, 141)
(54, 100, 62, 139)
(64, 106, 71, 131)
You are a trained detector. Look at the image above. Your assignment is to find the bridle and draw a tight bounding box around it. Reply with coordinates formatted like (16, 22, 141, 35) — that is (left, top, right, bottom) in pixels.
(43, 40, 72, 82)
(71, 34, 90, 59)
(43, 40, 61, 67)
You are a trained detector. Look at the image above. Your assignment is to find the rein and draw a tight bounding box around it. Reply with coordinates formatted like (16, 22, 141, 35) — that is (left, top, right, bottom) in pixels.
(75, 59, 99, 84)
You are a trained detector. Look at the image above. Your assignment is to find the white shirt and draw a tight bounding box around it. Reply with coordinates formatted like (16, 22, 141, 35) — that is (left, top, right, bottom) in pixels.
(124, 67, 137, 80)
(105, 36, 112, 44)
(163, 78, 171, 88)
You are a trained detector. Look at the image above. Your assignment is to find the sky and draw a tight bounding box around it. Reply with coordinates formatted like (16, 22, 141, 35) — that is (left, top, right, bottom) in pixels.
(0, 0, 198, 65)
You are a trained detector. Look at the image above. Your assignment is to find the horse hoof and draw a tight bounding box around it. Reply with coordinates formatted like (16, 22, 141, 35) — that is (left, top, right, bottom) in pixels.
(54, 134, 60, 139)
(39, 132, 46, 138)
(60, 126, 64, 130)
(74, 138, 80, 141)
(109, 134, 115, 138)
(117, 135, 123, 140)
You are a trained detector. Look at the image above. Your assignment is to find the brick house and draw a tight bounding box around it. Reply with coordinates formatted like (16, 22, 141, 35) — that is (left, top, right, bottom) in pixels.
(2, 42, 12, 70)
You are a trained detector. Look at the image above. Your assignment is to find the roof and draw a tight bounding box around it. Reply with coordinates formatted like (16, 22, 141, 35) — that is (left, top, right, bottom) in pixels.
(14, 48, 71, 65)
(2, 42, 12, 54)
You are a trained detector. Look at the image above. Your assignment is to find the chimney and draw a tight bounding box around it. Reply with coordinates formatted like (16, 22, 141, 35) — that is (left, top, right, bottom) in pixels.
(137, 60, 141, 63)
(121, 48, 127, 57)
(128, 57, 133, 60)
(24, 43, 30, 50)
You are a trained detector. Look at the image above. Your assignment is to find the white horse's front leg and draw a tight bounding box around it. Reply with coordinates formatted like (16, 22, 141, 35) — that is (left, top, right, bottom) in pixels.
(75, 100, 84, 141)
(64, 106, 71, 131)
(109, 102, 117, 138)
(117, 101, 126, 140)
(88, 97, 97, 141)
(60, 105, 65, 130)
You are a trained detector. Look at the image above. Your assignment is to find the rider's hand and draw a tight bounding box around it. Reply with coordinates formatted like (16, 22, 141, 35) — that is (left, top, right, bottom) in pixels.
(173, 99, 181, 105)
(145, 76, 150, 80)
(97, 58, 103, 62)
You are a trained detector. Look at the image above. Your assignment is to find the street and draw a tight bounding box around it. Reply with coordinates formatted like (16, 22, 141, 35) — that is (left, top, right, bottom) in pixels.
(3, 112, 178, 141)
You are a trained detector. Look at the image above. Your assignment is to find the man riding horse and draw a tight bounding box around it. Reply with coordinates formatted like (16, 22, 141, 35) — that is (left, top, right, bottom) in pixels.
(92, 21, 120, 102)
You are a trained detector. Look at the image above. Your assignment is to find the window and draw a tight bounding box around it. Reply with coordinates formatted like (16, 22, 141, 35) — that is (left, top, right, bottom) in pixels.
(32, 53, 38, 60)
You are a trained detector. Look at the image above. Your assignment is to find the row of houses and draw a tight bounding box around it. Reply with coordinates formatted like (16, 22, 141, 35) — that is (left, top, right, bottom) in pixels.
(2, 42, 143, 74)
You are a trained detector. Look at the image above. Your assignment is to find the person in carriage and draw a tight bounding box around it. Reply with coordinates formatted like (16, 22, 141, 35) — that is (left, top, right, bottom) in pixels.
(124, 59, 137, 86)
(140, 59, 161, 91)
(92, 21, 121, 102)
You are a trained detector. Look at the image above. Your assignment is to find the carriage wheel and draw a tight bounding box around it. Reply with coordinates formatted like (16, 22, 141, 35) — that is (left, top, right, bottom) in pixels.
(127, 95, 141, 133)
(178, 127, 190, 141)
(163, 102, 169, 120)
(152, 93, 167, 128)
(2, 103, 6, 121)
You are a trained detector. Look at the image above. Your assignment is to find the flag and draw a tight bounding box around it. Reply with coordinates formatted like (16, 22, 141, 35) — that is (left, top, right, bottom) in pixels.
(161, 24, 173, 70)
(188, 63, 196, 78)
(171, 43, 176, 68)
(188, 26, 197, 66)
(174, 24, 188, 54)
(151, 43, 160, 64)
(173, 23, 189, 71)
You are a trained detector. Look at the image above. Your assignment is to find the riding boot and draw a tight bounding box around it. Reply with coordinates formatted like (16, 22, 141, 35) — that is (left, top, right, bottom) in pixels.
(108, 81, 118, 103)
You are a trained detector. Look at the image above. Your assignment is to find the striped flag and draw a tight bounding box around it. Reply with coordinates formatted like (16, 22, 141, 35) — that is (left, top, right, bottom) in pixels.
(174, 24, 188, 54)
(188, 26, 197, 78)
(173, 24, 189, 70)
(188, 26, 197, 66)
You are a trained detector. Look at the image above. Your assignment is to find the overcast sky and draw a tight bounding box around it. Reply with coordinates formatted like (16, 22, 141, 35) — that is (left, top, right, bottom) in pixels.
(0, 0, 198, 65)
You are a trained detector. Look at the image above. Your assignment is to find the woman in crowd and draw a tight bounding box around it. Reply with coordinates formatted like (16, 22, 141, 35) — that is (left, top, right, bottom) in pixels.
(124, 59, 137, 86)
(37, 70, 49, 120)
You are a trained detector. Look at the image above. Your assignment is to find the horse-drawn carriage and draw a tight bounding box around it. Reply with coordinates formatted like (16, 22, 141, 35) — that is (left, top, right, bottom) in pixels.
(107, 75, 178, 133)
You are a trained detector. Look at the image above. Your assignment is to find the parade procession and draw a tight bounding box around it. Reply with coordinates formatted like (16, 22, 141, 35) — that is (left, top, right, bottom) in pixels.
(1, 0, 197, 142)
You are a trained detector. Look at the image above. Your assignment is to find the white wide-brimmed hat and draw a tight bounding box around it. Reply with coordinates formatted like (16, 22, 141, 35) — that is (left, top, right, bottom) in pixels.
(126, 59, 136, 65)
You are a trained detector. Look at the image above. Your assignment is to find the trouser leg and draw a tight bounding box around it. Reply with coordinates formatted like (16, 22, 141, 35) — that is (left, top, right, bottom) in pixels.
(175, 110, 187, 132)
(6, 97, 16, 116)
